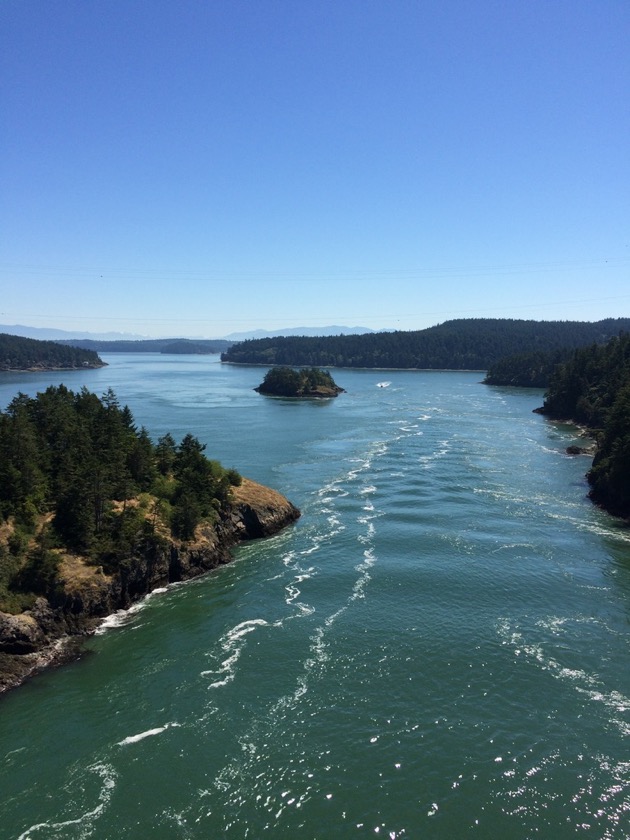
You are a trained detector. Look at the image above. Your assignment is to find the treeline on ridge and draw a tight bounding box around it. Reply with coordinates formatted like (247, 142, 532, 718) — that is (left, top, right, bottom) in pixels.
(221, 318, 630, 370)
(0, 333, 104, 371)
(539, 333, 630, 519)
(484, 349, 574, 387)
(0, 386, 241, 612)
(57, 338, 232, 354)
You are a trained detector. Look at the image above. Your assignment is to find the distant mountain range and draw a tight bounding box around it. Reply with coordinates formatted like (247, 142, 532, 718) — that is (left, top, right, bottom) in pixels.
(223, 326, 375, 340)
(0, 324, 149, 341)
(0, 324, 375, 342)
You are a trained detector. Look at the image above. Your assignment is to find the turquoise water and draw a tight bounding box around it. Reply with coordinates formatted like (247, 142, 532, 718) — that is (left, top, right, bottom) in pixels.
(1, 355, 629, 839)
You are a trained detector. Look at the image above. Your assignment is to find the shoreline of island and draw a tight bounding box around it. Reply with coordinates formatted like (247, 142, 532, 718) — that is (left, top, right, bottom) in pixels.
(0, 478, 300, 695)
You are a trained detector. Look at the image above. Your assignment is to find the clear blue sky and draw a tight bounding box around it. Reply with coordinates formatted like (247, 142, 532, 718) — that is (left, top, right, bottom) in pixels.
(1, 0, 628, 337)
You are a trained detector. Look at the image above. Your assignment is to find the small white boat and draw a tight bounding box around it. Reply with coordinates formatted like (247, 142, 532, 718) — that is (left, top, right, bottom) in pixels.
(376, 381, 391, 388)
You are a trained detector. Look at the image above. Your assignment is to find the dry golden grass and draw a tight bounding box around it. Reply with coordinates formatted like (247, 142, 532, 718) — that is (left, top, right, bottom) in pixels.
(231, 478, 290, 509)
(0, 520, 15, 544)
(1, 479, 292, 604)
(58, 552, 112, 594)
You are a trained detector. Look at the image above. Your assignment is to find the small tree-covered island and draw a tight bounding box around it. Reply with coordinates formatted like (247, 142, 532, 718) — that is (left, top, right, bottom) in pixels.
(0, 386, 300, 692)
(255, 366, 344, 398)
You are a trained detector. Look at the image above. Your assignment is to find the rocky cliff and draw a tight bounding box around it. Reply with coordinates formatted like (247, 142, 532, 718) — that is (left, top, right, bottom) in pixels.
(0, 478, 300, 694)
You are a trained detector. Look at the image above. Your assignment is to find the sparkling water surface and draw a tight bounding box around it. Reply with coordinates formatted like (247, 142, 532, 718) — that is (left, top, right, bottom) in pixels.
(0, 355, 628, 839)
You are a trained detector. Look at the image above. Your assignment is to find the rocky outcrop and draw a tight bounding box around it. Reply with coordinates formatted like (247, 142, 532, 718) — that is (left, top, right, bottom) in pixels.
(566, 445, 595, 456)
(0, 610, 48, 655)
(0, 479, 300, 694)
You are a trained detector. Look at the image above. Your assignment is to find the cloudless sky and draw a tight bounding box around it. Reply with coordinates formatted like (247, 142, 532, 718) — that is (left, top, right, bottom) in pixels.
(1, 0, 629, 337)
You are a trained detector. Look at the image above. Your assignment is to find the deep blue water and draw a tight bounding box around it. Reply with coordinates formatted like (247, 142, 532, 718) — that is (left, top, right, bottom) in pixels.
(1, 355, 629, 839)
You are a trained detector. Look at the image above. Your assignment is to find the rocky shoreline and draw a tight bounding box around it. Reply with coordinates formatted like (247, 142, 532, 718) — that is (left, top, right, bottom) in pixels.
(0, 478, 300, 695)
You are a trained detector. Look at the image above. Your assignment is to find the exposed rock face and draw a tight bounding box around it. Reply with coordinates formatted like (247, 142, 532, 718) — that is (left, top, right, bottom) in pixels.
(228, 478, 302, 537)
(0, 611, 47, 655)
(566, 445, 589, 455)
(0, 479, 300, 694)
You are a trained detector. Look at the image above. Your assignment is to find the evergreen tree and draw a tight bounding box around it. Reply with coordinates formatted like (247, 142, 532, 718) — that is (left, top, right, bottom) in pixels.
(540, 333, 630, 519)
(0, 385, 246, 608)
(156, 433, 177, 476)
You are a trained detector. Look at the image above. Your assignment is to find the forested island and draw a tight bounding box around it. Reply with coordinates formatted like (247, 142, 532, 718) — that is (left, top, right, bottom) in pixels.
(57, 338, 232, 354)
(221, 318, 630, 370)
(0, 386, 299, 692)
(255, 367, 344, 398)
(0, 333, 104, 371)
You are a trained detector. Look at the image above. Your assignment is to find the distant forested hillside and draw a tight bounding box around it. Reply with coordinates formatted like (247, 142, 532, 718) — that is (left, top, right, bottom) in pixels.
(0, 333, 104, 371)
(221, 319, 630, 370)
(57, 338, 232, 354)
(540, 333, 630, 520)
(484, 349, 573, 387)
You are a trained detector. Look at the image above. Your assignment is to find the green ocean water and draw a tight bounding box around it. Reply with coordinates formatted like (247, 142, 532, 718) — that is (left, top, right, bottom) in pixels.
(0, 355, 628, 839)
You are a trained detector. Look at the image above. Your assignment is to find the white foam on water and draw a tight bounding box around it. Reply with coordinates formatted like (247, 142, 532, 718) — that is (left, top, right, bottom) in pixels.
(281, 551, 296, 566)
(95, 587, 170, 635)
(298, 515, 345, 556)
(282, 571, 315, 620)
(418, 440, 451, 468)
(17, 762, 117, 839)
(265, 453, 385, 711)
(117, 721, 181, 746)
(491, 542, 536, 554)
(94, 606, 141, 634)
(205, 433, 394, 825)
(576, 520, 630, 544)
(497, 618, 630, 735)
(351, 547, 377, 601)
(284, 583, 300, 604)
(202, 619, 269, 689)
